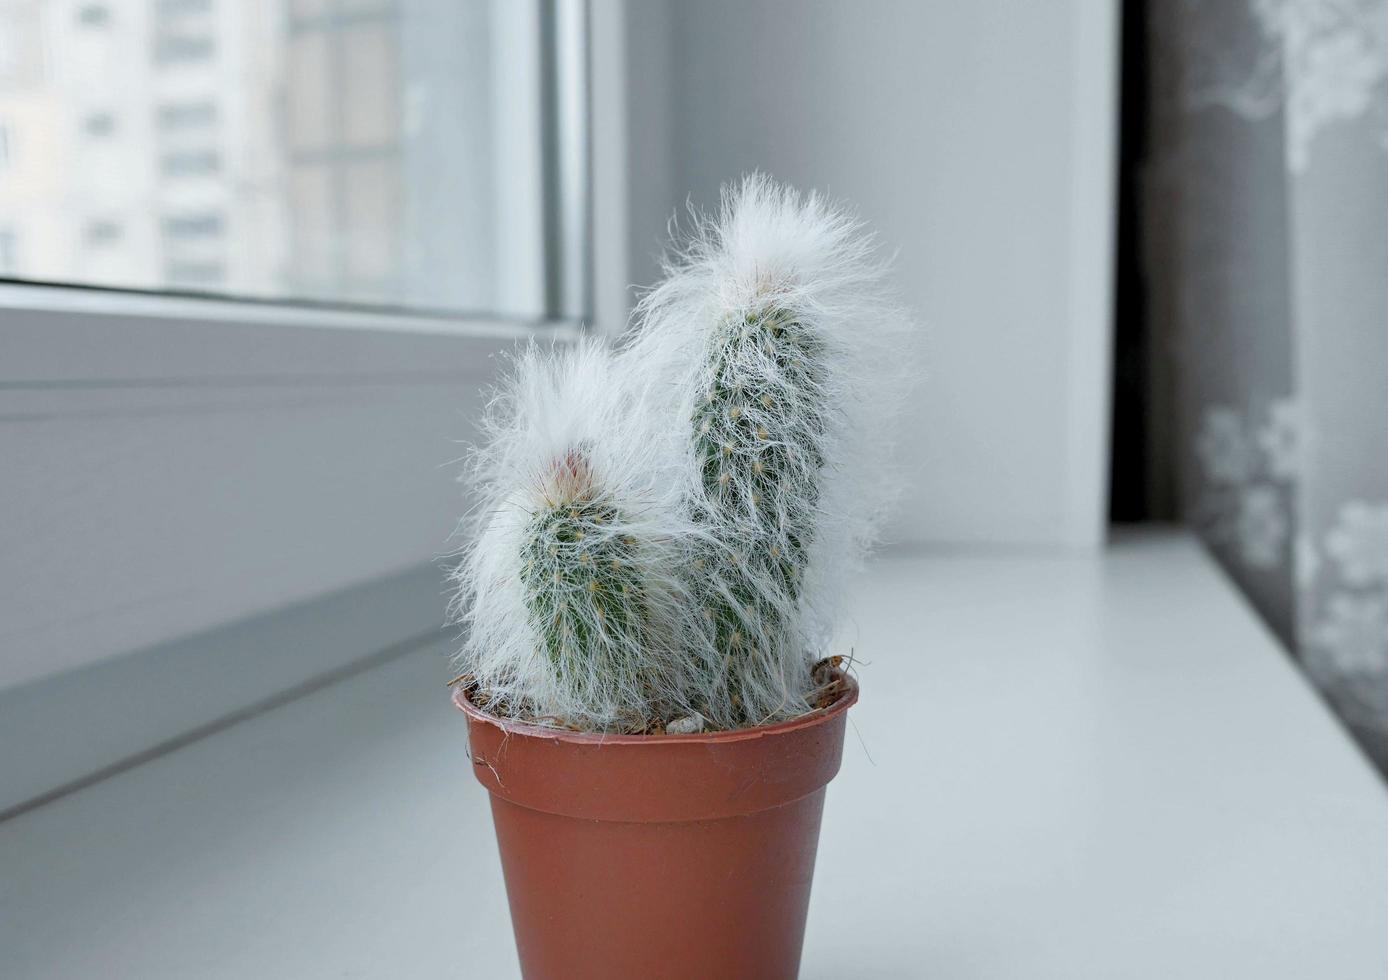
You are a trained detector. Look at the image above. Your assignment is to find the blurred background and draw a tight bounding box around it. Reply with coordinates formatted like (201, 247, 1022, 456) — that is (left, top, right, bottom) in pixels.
(2, 0, 1387, 815)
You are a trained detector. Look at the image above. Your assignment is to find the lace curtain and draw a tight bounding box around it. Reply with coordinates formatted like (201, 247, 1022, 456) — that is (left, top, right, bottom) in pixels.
(1145, 0, 1388, 772)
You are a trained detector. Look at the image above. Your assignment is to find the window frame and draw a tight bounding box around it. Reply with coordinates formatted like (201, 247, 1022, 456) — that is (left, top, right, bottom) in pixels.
(0, 0, 594, 330)
(0, 0, 606, 711)
(0, 278, 581, 339)
(0, 0, 653, 822)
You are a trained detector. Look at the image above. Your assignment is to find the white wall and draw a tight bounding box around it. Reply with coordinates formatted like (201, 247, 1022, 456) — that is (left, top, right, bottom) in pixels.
(604, 0, 1118, 548)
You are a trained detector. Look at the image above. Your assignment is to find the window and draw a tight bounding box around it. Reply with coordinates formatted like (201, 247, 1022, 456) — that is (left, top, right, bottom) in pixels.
(153, 35, 215, 64)
(152, 0, 216, 65)
(157, 102, 217, 131)
(162, 212, 224, 239)
(84, 112, 117, 138)
(85, 220, 123, 245)
(77, 4, 112, 27)
(161, 150, 220, 177)
(0, 0, 588, 321)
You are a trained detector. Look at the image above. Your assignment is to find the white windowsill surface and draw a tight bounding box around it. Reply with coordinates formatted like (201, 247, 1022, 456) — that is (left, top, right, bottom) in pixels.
(0, 282, 582, 338)
(3, 530, 1387, 979)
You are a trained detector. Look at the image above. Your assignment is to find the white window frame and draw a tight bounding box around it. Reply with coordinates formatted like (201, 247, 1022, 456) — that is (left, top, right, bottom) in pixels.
(1, 0, 609, 684)
(0, 0, 649, 820)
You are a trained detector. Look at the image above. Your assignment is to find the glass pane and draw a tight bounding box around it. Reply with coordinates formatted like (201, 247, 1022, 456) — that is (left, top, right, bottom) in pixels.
(0, 0, 587, 320)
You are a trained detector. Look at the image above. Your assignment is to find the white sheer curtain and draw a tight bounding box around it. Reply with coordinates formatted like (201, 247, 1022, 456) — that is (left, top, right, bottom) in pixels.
(1146, 0, 1388, 772)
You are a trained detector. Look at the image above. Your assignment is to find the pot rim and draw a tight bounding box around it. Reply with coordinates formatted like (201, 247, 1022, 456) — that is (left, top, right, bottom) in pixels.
(452, 670, 859, 746)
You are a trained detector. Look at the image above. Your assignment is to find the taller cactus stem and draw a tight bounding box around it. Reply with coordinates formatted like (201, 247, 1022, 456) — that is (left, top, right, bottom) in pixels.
(693, 302, 829, 723)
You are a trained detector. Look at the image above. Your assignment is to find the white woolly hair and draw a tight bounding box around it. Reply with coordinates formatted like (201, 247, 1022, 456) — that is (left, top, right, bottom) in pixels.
(449, 339, 713, 730)
(621, 173, 914, 726)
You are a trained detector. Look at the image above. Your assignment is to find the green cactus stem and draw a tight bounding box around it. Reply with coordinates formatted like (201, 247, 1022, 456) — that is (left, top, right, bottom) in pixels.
(517, 451, 659, 720)
(692, 303, 829, 723)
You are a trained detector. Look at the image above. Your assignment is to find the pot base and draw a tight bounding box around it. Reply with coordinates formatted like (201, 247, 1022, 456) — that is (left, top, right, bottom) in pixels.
(491, 789, 825, 980)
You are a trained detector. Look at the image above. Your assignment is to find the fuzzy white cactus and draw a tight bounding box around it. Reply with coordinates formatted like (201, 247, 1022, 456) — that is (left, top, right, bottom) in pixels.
(452, 176, 910, 732)
(450, 340, 712, 730)
(621, 174, 912, 727)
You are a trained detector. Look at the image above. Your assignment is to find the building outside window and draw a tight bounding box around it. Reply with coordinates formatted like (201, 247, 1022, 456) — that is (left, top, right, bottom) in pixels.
(0, 0, 584, 321)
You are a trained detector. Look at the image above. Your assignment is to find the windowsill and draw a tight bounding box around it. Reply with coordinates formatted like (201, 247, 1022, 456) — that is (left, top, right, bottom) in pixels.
(0, 281, 584, 340)
(4, 530, 1387, 978)
(0, 564, 447, 819)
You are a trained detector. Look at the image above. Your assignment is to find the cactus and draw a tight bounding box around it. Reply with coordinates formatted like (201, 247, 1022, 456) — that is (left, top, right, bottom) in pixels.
(686, 304, 830, 724)
(518, 450, 662, 716)
(453, 177, 910, 732)
(451, 342, 704, 730)
(624, 174, 911, 728)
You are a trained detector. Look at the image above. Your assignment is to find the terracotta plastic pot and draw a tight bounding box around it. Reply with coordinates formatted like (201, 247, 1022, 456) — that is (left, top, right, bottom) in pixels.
(454, 674, 858, 980)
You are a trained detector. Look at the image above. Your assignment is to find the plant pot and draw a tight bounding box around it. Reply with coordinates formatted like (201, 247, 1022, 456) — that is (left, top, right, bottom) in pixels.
(453, 674, 859, 980)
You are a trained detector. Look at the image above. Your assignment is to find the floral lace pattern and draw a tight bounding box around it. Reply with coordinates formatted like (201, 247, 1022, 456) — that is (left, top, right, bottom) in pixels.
(1309, 502, 1388, 686)
(1309, 594, 1388, 675)
(1160, 0, 1388, 775)
(1193, 402, 1297, 575)
(1185, 0, 1388, 171)
(1324, 501, 1388, 585)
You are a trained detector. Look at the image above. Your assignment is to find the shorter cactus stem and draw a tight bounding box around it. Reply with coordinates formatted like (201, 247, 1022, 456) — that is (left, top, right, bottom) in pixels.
(518, 450, 658, 716)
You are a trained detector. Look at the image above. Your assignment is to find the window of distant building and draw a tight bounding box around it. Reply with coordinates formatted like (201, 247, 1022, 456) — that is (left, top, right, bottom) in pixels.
(161, 150, 221, 177)
(162, 213, 224, 239)
(77, 4, 112, 28)
(84, 112, 117, 138)
(157, 102, 218, 131)
(85, 220, 124, 246)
